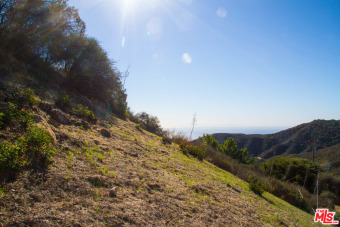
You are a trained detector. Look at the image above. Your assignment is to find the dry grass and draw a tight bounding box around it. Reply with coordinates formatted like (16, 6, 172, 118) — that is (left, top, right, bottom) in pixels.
(0, 110, 321, 226)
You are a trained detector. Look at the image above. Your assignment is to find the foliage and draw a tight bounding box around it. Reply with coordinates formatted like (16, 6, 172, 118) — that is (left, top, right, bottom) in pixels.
(0, 112, 4, 126)
(24, 126, 55, 167)
(0, 140, 27, 173)
(261, 156, 318, 193)
(72, 104, 97, 122)
(133, 112, 163, 136)
(0, 0, 128, 117)
(56, 93, 71, 109)
(12, 88, 38, 108)
(205, 146, 233, 172)
(0, 126, 55, 177)
(200, 134, 252, 164)
(179, 142, 207, 161)
(220, 138, 249, 164)
(248, 175, 266, 195)
(199, 134, 320, 212)
(318, 173, 340, 205)
(265, 178, 312, 212)
(161, 135, 172, 145)
(0, 102, 32, 129)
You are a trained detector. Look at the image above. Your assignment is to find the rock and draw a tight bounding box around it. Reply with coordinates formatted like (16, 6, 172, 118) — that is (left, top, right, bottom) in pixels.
(50, 109, 70, 125)
(38, 102, 53, 112)
(100, 128, 111, 138)
(48, 118, 60, 127)
(33, 115, 43, 123)
(109, 187, 117, 198)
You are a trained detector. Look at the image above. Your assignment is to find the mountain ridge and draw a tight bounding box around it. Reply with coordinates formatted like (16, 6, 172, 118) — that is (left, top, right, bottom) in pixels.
(212, 119, 340, 164)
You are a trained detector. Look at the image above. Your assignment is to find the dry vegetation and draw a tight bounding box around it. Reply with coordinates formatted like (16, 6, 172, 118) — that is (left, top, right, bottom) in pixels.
(0, 100, 320, 226)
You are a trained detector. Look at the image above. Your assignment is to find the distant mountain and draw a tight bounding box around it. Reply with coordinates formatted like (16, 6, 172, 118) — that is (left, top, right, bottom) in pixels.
(212, 120, 340, 160)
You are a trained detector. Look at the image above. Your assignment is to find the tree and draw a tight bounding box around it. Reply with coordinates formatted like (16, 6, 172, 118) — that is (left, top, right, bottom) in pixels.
(201, 135, 251, 164)
(135, 112, 163, 136)
(0, 0, 128, 117)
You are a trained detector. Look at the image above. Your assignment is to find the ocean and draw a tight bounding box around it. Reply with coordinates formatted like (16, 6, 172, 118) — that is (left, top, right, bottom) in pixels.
(165, 127, 287, 140)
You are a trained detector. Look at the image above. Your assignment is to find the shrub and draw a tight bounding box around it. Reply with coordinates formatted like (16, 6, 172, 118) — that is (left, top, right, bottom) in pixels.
(206, 146, 233, 172)
(0, 112, 4, 127)
(0, 140, 27, 173)
(0, 102, 32, 129)
(11, 88, 38, 108)
(134, 112, 163, 136)
(265, 178, 312, 212)
(127, 108, 139, 123)
(180, 142, 207, 161)
(200, 134, 251, 164)
(161, 135, 172, 145)
(248, 175, 266, 195)
(72, 104, 97, 123)
(261, 156, 319, 193)
(0, 126, 55, 178)
(24, 126, 56, 168)
(334, 213, 340, 223)
(56, 93, 71, 109)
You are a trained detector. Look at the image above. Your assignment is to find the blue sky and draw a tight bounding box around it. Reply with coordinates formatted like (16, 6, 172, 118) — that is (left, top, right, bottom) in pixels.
(68, 0, 340, 132)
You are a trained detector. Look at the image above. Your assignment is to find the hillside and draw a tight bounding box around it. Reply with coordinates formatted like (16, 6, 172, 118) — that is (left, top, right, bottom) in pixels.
(213, 120, 340, 162)
(0, 87, 319, 226)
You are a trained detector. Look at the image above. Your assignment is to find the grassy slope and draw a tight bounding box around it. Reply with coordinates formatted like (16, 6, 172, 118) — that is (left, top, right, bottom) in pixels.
(0, 110, 319, 226)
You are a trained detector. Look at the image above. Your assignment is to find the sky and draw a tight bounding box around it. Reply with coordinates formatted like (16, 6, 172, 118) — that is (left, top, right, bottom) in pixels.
(68, 0, 340, 134)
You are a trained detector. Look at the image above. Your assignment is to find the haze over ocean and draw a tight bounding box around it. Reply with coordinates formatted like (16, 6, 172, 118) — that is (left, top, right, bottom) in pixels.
(167, 126, 286, 140)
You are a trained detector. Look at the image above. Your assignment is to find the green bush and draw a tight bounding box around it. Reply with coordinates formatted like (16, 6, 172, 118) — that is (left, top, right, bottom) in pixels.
(180, 142, 207, 161)
(261, 156, 319, 193)
(200, 134, 251, 164)
(56, 93, 71, 109)
(72, 104, 97, 122)
(248, 175, 266, 195)
(0, 112, 4, 127)
(0, 102, 32, 129)
(0, 140, 27, 173)
(206, 147, 233, 173)
(265, 178, 312, 212)
(11, 88, 38, 108)
(0, 126, 55, 177)
(24, 126, 55, 167)
(161, 135, 172, 145)
(134, 112, 163, 136)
